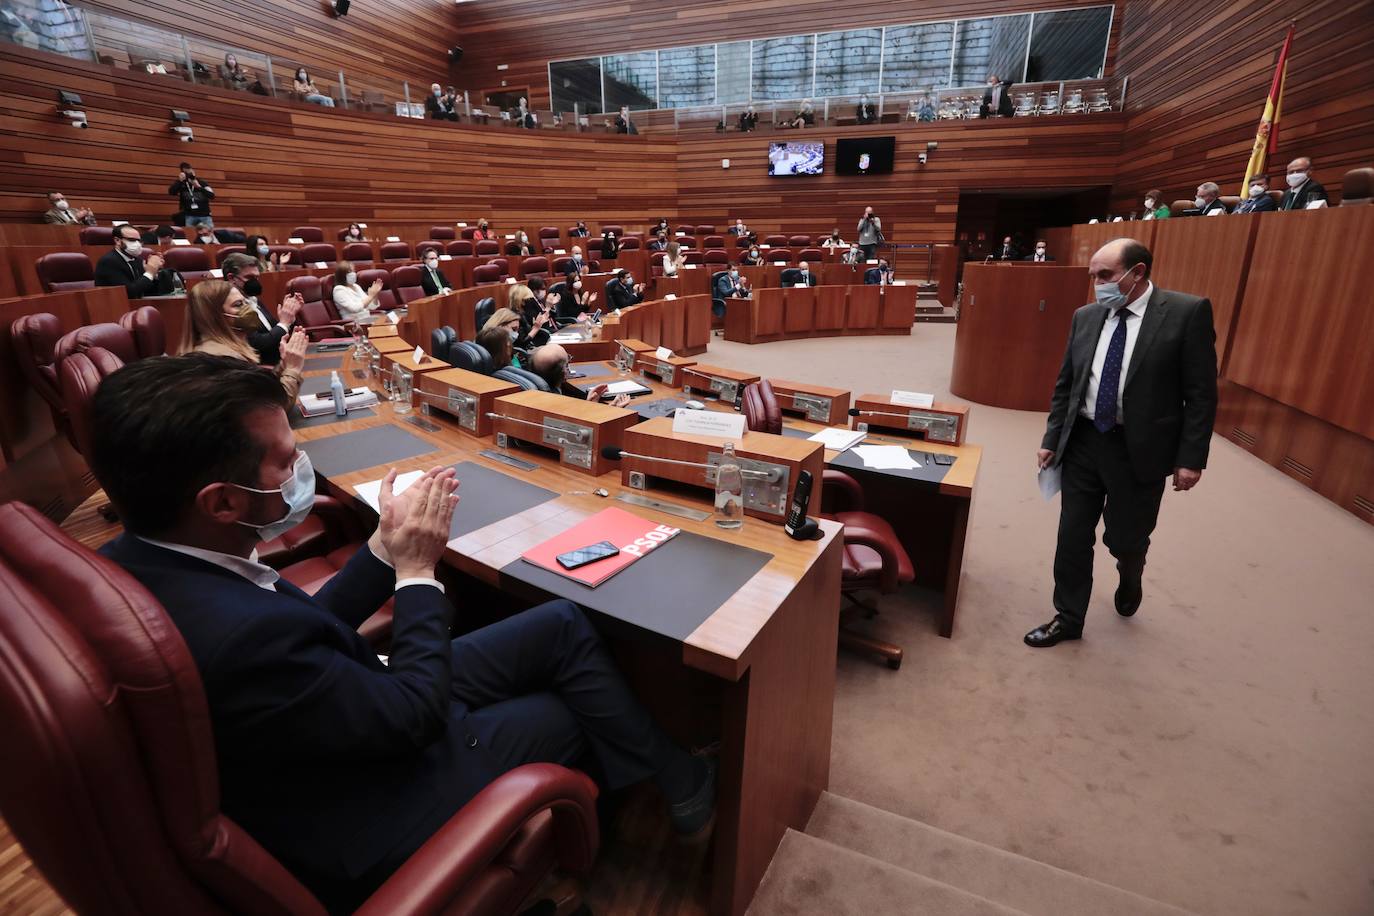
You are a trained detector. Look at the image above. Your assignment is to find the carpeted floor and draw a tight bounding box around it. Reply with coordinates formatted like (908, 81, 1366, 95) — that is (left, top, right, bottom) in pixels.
(706, 327, 1374, 916)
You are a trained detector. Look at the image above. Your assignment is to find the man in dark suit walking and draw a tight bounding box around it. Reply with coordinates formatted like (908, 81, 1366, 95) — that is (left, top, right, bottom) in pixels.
(1027, 238, 1217, 647)
(90, 355, 717, 911)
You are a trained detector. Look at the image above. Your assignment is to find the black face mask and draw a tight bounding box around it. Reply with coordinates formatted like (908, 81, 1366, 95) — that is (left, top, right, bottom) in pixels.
(242, 277, 263, 298)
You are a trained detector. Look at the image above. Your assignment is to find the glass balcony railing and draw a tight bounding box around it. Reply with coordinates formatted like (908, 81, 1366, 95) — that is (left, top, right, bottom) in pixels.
(1, 0, 1128, 136)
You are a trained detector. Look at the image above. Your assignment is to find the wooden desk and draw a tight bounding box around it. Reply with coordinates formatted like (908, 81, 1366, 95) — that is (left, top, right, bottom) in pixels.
(724, 286, 912, 344)
(950, 263, 1086, 411)
(298, 353, 842, 916)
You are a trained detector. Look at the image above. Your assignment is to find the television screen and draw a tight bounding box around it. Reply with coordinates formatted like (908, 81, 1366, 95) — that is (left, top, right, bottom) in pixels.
(836, 137, 895, 175)
(768, 141, 824, 176)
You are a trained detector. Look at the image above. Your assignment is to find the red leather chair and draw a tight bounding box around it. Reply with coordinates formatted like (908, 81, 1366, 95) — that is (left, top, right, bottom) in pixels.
(768, 250, 794, 264)
(342, 242, 374, 264)
(601, 224, 624, 236)
(381, 242, 412, 262)
(57, 345, 125, 460)
(414, 241, 443, 260)
(357, 268, 399, 311)
(292, 226, 325, 243)
(285, 276, 347, 339)
(618, 236, 641, 251)
(298, 243, 338, 266)
(267, 245, 299, 267)
(446, 240, 474, 257)
(476, 240, 500, 257)
(788, 235, 812, 247)
(9, 312, 69, 436)
(538, 227, 561, 252)
(695, 224, 716, 236)
(429, 226, 457, 240)
(764, 234, 789, 247)
(703, 235, 725, 250)
(163, 246, 214, 280)
(54, 322, 138, 366)
(741, 380, 782, 434)
(1341, 166, 1374, 205)
(676, 237, 697, 250)
(820, 470, 914, 669)
(735, 236, 752, 249)
(518, 256, 549, 280)
(391, 265, 426, 305)
(675, 225, 693, 236)
(35, 252, 95, 292)
(0, 500, 601, 916)
(704, 250, 729, 266)
(216, 245, 247, 266)
(460, 226, 479, 240)
(683, 250, 704, 265)
(799, 247, 824, 262)
(473, 264, 503, 285)
(78, 226, 114, 246)
(117, 306, 167, 358)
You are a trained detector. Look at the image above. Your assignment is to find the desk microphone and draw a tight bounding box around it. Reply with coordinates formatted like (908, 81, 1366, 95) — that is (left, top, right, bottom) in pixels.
(849, 407, 921, 421)
(600, 446, 781, 482)
(487, 412, 589, 443)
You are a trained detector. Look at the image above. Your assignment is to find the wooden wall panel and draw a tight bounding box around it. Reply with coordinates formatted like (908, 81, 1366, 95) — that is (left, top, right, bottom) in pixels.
(676, 115, 1125, 247)
(74, 0, 462, 93)
(449, 0, 1123, 109)
(1147, 214, 1259, 368)
(1112, 0, 1374, 212)
(0, 45, 678, 226)
(1064, 217, 1154, 265)
(1223, 205, 1374, 440)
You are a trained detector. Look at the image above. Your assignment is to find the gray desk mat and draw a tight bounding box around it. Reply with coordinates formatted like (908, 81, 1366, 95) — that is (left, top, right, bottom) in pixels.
(291, 407, 377, 429)
(569, 361, 614, 379)
(633, 397, 688, 419)
(300, 374, 337, 396)
(307, 342, 351, 354)
(444, 461, 559, 537)
(301, 425, 439, 477)
(303, 354, 345, 370)
(502, 530, 772, 641)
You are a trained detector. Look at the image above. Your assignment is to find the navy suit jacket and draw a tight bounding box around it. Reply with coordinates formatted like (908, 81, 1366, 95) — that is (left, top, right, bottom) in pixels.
(100, 535, 498, 907)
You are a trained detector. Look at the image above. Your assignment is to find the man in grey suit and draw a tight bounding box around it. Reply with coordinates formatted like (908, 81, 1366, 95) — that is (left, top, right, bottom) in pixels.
(1026, 238, 1217, 647)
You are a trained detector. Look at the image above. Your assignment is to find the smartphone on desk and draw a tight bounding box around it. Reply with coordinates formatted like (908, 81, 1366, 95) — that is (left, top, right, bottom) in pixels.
(556, 540, 620, 570)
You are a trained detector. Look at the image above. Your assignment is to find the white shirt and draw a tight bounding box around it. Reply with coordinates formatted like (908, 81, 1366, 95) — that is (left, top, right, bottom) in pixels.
(1081, 281, 1152, 422)
(333, 283, 370, 321)
(135, 536, 443, 594)
(661, 254, 678, 277)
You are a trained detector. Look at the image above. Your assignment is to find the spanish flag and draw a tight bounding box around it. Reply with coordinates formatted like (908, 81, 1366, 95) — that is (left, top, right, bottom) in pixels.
(1241, 23, 1295, 194)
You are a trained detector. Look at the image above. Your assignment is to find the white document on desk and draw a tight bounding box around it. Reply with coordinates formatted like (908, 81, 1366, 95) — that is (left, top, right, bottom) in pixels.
(851, 445, 922, 470)
(808, 428, 866, 452)
(354, 469, 424, 512)
(1038, 465, 1062, 501)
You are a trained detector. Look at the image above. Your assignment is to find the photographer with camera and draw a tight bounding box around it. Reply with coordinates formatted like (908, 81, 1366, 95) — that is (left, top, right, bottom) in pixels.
(856, 206, 883, 261)
(169, 162, 216, 229)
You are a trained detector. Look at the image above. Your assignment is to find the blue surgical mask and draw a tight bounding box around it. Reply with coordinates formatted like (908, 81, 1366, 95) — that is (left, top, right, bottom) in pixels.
(1094, 270, 1139, 310)
(257, 244, 270, 257)
(232, 451, 315, 541)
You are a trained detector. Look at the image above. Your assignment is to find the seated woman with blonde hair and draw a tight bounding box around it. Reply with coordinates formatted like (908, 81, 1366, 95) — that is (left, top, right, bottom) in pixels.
(178, 279, 308, 398)
(331, 261, 383, 322)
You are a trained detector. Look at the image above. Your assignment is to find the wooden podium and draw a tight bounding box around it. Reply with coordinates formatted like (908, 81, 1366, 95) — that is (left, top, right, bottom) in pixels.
(951, 263, 1087, 411)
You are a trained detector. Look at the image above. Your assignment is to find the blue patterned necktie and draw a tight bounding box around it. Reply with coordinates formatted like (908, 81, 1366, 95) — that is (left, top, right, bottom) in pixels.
(1094, 308, 1131, 432)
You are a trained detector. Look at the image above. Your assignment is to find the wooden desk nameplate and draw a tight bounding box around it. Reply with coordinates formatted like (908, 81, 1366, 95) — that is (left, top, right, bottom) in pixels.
(367, 324, 399, 339)
(681, 364, 762, 406)
(490, 390, 639, 475)
(634, 353, 698, 388)
(619, 416, 823, 522)
(769, 379, 851, 426)
(414, 368, 520, 438)
(379, 349, 452, 377)
(850, 393, 969, 446)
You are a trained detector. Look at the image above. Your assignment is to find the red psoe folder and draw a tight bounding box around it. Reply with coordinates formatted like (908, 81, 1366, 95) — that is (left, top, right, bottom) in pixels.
(520, 507, 681, 587)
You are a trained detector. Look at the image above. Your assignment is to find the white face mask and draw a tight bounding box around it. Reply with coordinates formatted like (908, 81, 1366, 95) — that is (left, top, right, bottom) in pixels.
(1248, 184, 1265, 198)
(257, 244, 270, 257)
(1143, 198, 1155, 209)
(573, 281, 582, 290)
(54, 199, 70, 210)
(122, 239, 142, 256)
(345, 271, 357, 285)
(1194, 196, 1207, 209)
(425, 259, 438, 269)
(1286, 171, 1307, 188)
(1036, 247, 1047, 255)
(232, 451, 315, 542)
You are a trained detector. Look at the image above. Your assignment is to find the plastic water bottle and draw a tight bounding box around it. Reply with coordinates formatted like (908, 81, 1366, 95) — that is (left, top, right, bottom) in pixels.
(714, 443, 744, 530)
(330, 370, 346, 417)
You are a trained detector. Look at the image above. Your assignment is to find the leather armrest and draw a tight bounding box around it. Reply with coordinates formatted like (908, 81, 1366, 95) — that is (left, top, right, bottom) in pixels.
(353, 763, 599, 916)
(309, 494, 366, 542)
(822, 469, 865, 515)
(300, 322, 348, 340)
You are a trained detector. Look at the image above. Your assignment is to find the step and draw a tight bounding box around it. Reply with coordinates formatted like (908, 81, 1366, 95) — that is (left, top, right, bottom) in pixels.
(806, 794, 1192, 916)
(747, 829, 1031, 916)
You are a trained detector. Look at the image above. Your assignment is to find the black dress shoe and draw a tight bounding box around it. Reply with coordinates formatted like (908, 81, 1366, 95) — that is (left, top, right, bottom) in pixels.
(1115, 561, 1143, 617)
(1024, 619, 1082, 647)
